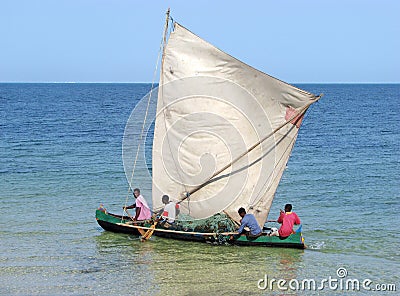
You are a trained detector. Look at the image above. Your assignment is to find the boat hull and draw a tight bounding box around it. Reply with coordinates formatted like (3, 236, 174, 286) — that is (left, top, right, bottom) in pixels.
(229, 233, 305, 249)
(95, 210, 146, 235)
(95, 210, 305, 249)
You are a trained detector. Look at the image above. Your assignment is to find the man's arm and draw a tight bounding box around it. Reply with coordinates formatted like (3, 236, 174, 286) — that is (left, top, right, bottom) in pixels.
(123, 204, 136, 210)
(157, 208, 163, 216)
(237, 216, 248, 234)
(294, 213, 301, 225)
(277, 210, 285, 224)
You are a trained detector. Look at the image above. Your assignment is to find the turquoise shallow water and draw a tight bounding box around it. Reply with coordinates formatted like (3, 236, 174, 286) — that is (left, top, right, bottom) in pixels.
(0, 83, 399, 295)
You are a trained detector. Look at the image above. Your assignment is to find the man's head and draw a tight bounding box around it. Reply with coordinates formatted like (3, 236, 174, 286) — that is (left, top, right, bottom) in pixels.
(162, 195, 169, 204)
(133, 188, 140, 198)
(238, 207, 246, 218)
(284, 204, 292, 212)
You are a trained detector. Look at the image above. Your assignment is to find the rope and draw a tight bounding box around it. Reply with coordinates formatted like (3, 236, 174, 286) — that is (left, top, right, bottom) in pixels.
(138, 10, 173, 240)
(223, 210, 241, 226)
(121, 9, 170, 220)
(248, 123, 299, 220)
(179, 95, 323, 203)
(244, 98, 322, 226)
(249, 98, 321, 218)
(250, 123, 298, 204)
(116, 222, 238, 236)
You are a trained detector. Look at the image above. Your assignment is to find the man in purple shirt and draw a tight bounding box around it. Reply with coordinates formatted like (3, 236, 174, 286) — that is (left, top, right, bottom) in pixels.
(236, 207, 262, 238)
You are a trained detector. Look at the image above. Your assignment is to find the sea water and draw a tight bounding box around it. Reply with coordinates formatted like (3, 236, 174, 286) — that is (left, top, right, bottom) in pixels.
(0, 83, 399, 295)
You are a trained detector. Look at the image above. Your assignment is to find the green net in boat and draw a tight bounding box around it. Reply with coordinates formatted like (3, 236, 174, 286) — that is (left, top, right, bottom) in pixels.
(172, 213, 237, 233)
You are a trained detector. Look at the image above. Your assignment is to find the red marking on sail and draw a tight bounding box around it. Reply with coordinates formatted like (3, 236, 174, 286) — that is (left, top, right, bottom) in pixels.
(285, 106, 304, 128)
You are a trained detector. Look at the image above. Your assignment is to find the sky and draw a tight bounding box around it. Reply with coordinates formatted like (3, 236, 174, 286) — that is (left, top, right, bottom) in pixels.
(1, 0, 399, 83)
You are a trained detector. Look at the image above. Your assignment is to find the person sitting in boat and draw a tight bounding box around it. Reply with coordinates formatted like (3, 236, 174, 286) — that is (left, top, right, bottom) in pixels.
(122, 188, 151, 221)
(269, 204, 300, 238)
(235, 207, 262, 238)
(158, 194, 179, 228)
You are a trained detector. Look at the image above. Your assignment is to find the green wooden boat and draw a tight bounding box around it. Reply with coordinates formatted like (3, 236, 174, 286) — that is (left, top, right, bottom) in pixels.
(96, 209, 305, 249)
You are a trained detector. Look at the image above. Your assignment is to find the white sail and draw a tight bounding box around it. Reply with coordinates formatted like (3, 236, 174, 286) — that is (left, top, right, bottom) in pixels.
(152, 23, 318, 226)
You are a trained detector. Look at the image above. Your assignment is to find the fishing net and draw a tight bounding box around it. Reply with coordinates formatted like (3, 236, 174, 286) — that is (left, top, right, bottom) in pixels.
(172, 213, 237, 233)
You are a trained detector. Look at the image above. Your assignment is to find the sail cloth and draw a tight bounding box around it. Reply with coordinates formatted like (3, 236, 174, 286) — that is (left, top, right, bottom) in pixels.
(152, 23, 318, 226)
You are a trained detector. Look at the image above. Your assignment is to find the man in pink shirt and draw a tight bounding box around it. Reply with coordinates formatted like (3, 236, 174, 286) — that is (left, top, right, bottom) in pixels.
(123, 188, 152, 221)
(270, 204, 301, 238)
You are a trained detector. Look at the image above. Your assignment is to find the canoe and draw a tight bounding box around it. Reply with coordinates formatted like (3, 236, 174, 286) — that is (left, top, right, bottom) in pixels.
(95, 209, 148, 235)
(95, 209, 305, 249)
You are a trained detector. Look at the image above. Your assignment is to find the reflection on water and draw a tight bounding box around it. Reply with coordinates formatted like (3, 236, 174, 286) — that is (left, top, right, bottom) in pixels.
(94, 232, 304, 295)
(93, 232, 158, 295)
(94, 231, 400, 295)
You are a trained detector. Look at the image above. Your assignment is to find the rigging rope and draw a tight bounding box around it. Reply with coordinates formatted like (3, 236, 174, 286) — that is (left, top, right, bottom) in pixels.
(117, 222, 238, 236)
(122, 10, 171, 218)
(179, 95, 323, 203)
(251, 97, 322, 207)
(243, 99, 322, 224)
(249, 123, 300, 219)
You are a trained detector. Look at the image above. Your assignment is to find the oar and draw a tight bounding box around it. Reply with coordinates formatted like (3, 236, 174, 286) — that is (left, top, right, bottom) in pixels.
(223, 210, 241, 227)
(124, 208, 146, 236)
(140, 208, 165, 242)
(140, 221, 158, 242)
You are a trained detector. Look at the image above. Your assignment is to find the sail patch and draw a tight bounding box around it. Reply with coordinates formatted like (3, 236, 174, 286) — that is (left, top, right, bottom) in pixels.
(285, 106, 304, 128)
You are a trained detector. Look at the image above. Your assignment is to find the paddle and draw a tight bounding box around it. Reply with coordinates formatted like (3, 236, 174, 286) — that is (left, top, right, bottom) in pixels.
(140, 207, 167, 242)
(140, 221, 158, 242)
(124, 208, 146, 236)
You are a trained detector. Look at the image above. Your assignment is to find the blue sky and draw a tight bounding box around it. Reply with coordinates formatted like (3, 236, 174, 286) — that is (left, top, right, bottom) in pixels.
(1, 0, 399, 83)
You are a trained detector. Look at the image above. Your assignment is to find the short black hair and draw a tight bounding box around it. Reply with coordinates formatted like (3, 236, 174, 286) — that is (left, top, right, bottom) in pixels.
(285, 204, 292, 212)
(238, 207, 246, 215)
(133, 188, 140, 193)
(162, 195, 169, 203)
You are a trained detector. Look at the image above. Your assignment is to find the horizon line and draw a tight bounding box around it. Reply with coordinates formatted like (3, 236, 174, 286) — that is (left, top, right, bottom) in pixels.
(1, 81, 399, 84)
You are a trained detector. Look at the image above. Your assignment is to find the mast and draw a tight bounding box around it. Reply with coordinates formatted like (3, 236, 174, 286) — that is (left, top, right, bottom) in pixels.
(160, 8, 170, 83)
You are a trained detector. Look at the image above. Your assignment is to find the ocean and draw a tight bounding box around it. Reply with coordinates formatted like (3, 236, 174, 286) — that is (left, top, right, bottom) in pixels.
(0, 83, 399, 295)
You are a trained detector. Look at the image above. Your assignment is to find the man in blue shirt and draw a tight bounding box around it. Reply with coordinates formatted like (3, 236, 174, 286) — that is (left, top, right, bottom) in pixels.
(236, 207, 262, 238)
